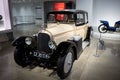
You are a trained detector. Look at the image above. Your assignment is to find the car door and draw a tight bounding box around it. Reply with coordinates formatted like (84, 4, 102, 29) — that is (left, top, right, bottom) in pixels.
(75, 12, 88, 41)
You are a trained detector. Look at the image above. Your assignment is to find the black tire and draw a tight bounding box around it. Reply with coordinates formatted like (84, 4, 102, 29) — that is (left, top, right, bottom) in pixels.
(57, 48, 74, 79)
(0, 15, 2, 20)
(14, 48, 29, 67)
(98, 24, 107, 33)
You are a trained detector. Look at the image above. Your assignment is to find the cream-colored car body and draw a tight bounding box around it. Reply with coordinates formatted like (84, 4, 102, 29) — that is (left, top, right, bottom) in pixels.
(46, 23, 88, 45)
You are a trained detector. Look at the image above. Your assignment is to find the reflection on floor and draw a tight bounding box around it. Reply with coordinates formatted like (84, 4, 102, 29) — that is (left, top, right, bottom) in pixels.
(0, 38, 120, 80)
(13, 24, 40, 38)
(0, 21, 4, 31)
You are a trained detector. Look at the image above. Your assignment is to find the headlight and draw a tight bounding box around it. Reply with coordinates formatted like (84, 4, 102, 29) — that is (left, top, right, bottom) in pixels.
(25, 37, 32, 45)
(48, 41, 56, 50)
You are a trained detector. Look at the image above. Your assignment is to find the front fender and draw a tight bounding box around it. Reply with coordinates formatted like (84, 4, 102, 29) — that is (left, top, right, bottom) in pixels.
(56, 41, 77, 59)
(12, 36, 29, 47)
(12, 36, 35, 47)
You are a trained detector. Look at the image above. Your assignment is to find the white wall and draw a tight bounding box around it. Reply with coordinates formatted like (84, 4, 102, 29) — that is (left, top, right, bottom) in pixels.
(93, 0, 120, 27)
(76, 0, 120, 28)
(0, 0, 11, 31)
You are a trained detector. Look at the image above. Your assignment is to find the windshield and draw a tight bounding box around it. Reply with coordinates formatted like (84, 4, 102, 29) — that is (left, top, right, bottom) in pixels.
(47, 13, 74, 24)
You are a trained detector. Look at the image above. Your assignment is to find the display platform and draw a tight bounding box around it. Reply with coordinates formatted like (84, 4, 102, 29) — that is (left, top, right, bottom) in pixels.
(92, 31, 120, 40)
(91, 26, 120, 40)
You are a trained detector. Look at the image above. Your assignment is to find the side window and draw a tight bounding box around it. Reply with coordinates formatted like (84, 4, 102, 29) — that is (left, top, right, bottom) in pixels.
(85, 13, 88, 23)
(76, 13, 85, 26)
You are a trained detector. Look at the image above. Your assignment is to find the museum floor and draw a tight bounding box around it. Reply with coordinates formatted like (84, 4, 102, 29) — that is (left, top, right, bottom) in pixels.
(0, 24, 120, 80)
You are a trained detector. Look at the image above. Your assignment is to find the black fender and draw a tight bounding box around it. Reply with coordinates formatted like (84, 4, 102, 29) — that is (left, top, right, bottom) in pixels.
(12, 36, 27, 47)
(84, 26, 92, 41)
(55, 41, 78, 60)
(12, 36, 34, 48)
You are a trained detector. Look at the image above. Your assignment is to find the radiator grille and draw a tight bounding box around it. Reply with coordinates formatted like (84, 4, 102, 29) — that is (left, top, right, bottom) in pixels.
(37, 33, 52, 53)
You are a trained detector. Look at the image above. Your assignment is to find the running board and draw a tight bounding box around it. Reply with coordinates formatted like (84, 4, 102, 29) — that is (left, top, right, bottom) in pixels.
(82, 41, 90, 50)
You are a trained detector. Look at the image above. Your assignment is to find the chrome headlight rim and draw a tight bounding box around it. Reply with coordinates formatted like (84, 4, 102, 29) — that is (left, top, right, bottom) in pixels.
(25, 37, 32, 45)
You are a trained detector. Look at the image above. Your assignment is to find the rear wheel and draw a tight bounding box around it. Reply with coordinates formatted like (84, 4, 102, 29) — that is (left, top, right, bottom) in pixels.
(57, 48, 74, 79)
(98, 24, 107, 33)
(14, 48, 29, 67)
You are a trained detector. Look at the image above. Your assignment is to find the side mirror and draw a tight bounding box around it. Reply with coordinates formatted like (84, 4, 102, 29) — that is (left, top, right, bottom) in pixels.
(0, 15, 2, 20)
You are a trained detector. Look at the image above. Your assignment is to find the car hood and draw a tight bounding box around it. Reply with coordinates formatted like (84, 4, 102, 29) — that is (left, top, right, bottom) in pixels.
(46, 23, 75, 37)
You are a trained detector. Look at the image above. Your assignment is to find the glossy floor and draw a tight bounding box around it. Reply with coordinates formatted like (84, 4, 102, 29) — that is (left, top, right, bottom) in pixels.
(0, 24, 120, 80)
(0, 38, 120, 80)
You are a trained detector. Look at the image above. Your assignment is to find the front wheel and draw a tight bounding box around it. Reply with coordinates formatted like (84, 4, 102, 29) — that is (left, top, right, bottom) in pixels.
(14, 48, 29, 67)
(98, 24, 107, 33)
(57, 48, 74, 79)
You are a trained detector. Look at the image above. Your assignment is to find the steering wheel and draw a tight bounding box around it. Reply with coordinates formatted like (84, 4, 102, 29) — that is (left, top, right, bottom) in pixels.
(0, 15, 3, 20)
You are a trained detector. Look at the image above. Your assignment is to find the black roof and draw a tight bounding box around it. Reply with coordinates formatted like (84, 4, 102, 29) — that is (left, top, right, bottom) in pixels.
(48, 9, 87, 14)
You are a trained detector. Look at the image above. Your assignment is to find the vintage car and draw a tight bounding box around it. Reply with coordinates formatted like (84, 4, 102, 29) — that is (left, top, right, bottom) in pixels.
(12, 9, 91, 79)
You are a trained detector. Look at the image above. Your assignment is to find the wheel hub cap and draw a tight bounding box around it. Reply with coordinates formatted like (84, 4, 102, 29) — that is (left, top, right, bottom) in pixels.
(64, 52, 72, 73)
